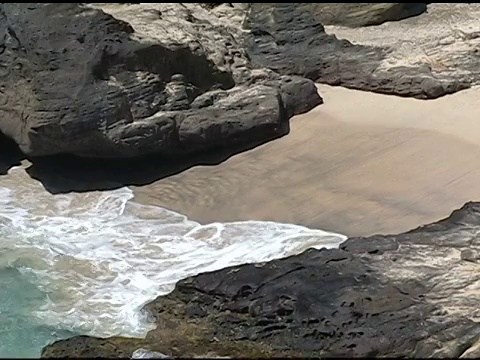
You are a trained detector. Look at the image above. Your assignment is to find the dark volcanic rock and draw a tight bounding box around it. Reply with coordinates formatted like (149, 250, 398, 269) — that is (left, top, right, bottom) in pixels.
(244, 3, 470, 99)
(41, 336, 141, 359)
(43, 202, 480, 358)
(309, 3, 428, 27)
(0, 3, 321, 158)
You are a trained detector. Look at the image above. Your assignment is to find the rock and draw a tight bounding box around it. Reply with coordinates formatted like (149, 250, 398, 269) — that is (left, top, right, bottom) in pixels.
(231, 3, 250, 11)
(244, 3, 473, 99)
(324, 3, 480, 96)
(461, 249, 477, 263)
(308, 3, 428, 27)
(42, 201, 480, 358)
(0, 3, 321, 158)
(2, 3, 477, 158)
(200, 3, 225, 10)
(41, 336, 141, 358)
(278, 76, 323, 118)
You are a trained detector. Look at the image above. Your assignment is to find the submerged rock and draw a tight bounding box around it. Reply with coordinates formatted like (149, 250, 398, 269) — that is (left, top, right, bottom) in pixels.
(42, 201, 480, 358)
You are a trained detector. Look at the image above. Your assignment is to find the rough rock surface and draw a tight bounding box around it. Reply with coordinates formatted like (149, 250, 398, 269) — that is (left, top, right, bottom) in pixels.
(1, 3, 478, 158)
(43, 202, 480, 358)
(244, 3, 478, 99)
(326, 3, 480, 91)
(0, 3, 320, 158)
(308, 3, 428, 27)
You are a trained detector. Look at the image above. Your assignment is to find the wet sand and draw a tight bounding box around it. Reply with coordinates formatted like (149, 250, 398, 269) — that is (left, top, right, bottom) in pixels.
(133, 84, 480, 237)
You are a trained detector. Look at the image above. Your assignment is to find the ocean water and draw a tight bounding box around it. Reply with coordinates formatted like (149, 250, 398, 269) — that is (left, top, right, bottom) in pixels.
(0, 166, 347, 358)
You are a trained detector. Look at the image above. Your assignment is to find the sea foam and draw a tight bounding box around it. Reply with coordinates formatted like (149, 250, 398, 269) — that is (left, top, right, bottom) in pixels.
(0, 166, 347, 338)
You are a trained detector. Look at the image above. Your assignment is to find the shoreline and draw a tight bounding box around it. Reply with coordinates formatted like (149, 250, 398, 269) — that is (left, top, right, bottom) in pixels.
(133, 84, 480, 237)
(2, 71, 479, 360)
(3, 84, 480, 238)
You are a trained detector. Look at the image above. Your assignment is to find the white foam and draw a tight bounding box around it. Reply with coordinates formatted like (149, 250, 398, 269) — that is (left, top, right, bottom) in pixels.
(132, 348, 170, 359)
(0, 166, 347, 338)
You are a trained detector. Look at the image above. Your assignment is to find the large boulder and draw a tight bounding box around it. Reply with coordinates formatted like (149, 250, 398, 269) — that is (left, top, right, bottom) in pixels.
(43, 202, 480, 358)
(309, 3, 428, 27)
(0, 3, 321, 158)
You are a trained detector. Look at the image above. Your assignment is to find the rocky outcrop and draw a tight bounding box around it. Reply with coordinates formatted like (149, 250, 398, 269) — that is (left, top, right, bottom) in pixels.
(308, 3, 428, 27)
(1, 3, 478, 158)
(42, 201, 480, 358)
(324, 3, 480, 94)
(0, 3, 320, 158)
(244, 3, 475, 100)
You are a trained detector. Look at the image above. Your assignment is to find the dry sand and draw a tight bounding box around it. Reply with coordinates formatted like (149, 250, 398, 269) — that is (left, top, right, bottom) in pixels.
(133, 84, 480, 237)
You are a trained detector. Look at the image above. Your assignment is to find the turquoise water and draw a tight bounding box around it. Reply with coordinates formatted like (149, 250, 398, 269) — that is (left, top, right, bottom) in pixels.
(0, 267, 77, 358)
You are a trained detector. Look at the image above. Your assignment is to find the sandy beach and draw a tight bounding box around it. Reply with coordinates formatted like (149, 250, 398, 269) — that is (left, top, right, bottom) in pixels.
(133, 84, 480, 237)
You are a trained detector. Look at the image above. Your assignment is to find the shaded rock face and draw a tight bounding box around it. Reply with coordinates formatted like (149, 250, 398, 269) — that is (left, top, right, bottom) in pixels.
(309, 3, 428, 27)
(0, 130, 23, 175)
(0, 3, 321, 158)
(43, 202, 480, 358)
(244, 3, 471, 99)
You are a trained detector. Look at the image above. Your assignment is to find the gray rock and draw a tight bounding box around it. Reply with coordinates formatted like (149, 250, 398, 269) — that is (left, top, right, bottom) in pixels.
(2, 3, 477, 159)
(461, 249, 477, 263)
(325, 3, 480, 96)
(0, 3, 321, 158)
(308, 3, 428, 27)
(244, 3, 471, 99)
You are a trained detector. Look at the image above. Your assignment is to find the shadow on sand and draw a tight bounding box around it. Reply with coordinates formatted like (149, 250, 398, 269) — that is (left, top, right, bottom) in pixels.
(0, 123, 290, 194)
